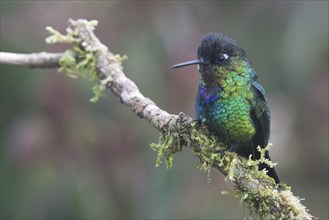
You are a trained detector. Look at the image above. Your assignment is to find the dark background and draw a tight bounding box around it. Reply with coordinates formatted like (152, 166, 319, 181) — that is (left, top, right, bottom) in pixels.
(1, 1, 328, 219)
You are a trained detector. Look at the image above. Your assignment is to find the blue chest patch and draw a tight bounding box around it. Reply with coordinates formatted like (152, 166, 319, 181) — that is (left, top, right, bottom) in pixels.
(199, 86, 222, 105)
(196, 85, 222, 121)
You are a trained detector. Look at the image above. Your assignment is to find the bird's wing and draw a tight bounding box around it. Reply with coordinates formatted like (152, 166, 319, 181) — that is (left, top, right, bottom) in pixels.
(250, 80, 280, 184)
(250, 80, 271, 159)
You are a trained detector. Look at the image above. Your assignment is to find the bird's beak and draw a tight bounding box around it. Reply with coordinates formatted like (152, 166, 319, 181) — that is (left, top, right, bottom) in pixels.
(172, 59, 207, 69)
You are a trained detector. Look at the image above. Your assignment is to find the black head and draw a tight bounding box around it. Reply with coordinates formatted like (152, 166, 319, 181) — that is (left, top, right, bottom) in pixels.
(197, 32, 246, 64)
(172, 32, 246, 68)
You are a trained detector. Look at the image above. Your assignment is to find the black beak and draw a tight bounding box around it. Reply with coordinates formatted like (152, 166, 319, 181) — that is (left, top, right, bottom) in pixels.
(172, 59, 207, 69)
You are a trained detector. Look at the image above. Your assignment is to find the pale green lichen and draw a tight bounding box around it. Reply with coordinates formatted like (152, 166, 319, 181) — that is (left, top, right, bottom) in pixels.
(246, 144, 277, 169)
(45, 21, 113, 103)
(57, 47, 97, 80)
(222, 145, 286, 218)
(45, 26, 80, 44)
(90, 82, 106, 103)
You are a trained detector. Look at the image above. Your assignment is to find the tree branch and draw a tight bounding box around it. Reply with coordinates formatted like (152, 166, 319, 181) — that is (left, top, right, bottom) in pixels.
(0, 19, 315, 220)
(0, 52, 62, 68)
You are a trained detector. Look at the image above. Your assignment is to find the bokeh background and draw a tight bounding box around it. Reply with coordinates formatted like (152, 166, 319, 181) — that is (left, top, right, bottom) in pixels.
(1, 1, 328, 219)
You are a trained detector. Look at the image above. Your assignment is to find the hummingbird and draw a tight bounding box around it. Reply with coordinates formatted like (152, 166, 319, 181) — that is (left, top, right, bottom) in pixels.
(173, 32, 280, 184)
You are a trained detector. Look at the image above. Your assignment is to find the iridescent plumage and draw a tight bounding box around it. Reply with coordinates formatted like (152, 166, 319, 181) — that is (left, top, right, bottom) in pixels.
(173, 33, 279, 184)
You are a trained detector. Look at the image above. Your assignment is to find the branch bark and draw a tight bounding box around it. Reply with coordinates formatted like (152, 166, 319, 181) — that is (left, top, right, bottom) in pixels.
(0, 52, 62, 68)
(0, 19, 315, 220)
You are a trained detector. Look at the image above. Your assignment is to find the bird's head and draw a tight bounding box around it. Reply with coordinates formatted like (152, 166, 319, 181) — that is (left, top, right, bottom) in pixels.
(172, 32, 247, 71)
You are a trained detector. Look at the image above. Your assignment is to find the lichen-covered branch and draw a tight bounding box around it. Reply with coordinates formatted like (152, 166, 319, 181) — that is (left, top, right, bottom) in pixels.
(0, 19, 315, 220)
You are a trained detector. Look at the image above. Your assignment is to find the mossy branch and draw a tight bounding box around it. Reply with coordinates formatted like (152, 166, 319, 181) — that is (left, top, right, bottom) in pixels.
(0, 19, 315, 220)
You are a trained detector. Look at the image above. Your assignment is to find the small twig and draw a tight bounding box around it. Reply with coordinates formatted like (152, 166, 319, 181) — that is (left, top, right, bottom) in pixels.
(0, 52, 62, 68)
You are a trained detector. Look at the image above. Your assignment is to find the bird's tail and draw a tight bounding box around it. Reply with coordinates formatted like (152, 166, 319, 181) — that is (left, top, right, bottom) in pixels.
(259, 150, 280, 184)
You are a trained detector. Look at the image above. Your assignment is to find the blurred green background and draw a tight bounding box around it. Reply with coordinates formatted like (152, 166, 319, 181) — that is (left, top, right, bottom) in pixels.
(1, 1, 328, 219)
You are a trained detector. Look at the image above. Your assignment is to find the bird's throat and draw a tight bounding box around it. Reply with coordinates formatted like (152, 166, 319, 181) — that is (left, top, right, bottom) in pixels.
(198, 64, 221, 88)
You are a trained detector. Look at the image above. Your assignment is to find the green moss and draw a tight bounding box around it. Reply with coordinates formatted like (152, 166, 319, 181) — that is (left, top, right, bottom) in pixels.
(150, 122, 187, 169)
(225, 145, 283, 218)
(150, 118, 288, 218)
(235, 188, 275, 219)
(150, 118, 231, 173)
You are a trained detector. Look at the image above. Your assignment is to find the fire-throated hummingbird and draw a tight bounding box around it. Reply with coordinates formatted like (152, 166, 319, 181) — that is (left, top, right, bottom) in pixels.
(173, 32, 280, 184)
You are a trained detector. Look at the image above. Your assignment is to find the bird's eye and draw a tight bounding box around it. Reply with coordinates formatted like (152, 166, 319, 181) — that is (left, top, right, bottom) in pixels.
(217, 53, 229, 63)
